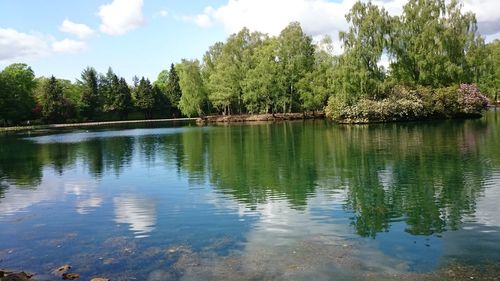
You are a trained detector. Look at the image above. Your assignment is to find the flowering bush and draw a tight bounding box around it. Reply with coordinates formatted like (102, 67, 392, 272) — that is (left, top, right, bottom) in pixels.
(325, 84, 490, 123)
(458, 84, 489, 115)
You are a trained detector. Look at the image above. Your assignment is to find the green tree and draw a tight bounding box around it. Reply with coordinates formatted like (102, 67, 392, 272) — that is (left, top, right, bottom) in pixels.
(153, 84, 171, 117)
(156, 63, 183, 117)
(277, 22, 315, 113)
(0, 63, 36, 125)
(389, 0, 485, 87)
(335, 1, 390, 101)
(178, 59, 207, 117)
(115, 78, 133, 119)
(99, 67, 117, 113)
(479, 40, 500, 101)
(208, 29, 265, 115)
(297, 38, 335, 113)
(42, 76, 67, 123)
(242, 37, 282, 114)
(134, 77, 155, 119)
(79, 67, 100, 120)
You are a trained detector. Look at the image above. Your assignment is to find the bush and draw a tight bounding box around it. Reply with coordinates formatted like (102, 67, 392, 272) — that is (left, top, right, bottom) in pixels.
(325, 84, 490, 123)
(458, 84, 489, 115)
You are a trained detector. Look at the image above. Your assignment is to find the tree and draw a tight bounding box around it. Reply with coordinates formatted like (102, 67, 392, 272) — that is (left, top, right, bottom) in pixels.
(42, 76, 66, 123)
(0, 63, 36, 125)
(389, 0, 485, 87)
(277, 22, 315, 113)
(153, 84, 171, 117)
(479, 40, 500, 101)
(100, 67, 117, 113)
(334, 1, 390, 101)
(298, 38, 335, 113)
(155, 63, 182, 117)
(115, 78, 133, 119)
(205, 29, 262, 115)
(242, 37, 282, 114)
(134, 77, 155, 119)
(167, 64, 182, 116)
(177, 59, 207, 117)
(79, 67, 100, 120)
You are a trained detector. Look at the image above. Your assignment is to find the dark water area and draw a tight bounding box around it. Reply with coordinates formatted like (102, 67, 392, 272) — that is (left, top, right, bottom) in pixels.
(0, 111, 499, 280)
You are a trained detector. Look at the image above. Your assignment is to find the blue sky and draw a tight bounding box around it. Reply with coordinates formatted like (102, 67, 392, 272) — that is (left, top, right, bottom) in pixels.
(1, 0, 499, 82)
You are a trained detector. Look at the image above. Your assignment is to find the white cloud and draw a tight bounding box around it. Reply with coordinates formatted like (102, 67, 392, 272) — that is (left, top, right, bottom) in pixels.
(187, 0, 354, 36)
(98, 0, 145, 36)
(59, 19, 95, 39)
(52, 38, 87, 54)
(0, 28, 50, 63)
(159, 10, 169, 17)
(188, 0, 500, 42)
(182, 7, 216, 28)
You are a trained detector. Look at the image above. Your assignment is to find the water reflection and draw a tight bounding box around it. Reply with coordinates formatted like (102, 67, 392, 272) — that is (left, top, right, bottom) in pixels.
(0, 115, 499, 239)
(0, 114, 499, 279)
(113, 195, 156, 238)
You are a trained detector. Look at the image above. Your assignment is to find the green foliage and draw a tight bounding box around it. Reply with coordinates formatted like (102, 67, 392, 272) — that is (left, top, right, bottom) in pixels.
(326, 84, 489, 123)
(335, 1, 389, 99)
(114, 78, 133, 119)
(134, 77, 155, 119)
(178, 59, 207, 117)
(79, 67, 100, 120)
(389, 0, 485, 87)
(277, 22, 315, 113)
(41, 76, 73, 123)
(479, 40, 500, 100)
(155, 63, 182, 116)
(297, 41, 335, 112)
(0, 63, 36, 125)
(242, 38, 282, 114)
(206, 29, 265, 115)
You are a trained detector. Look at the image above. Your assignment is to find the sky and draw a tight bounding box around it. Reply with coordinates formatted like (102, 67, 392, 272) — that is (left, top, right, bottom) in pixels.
(0, 0, 499, 82)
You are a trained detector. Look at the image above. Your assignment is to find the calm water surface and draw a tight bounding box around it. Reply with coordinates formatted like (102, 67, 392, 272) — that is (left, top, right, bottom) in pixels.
(1, 112, 500, 280)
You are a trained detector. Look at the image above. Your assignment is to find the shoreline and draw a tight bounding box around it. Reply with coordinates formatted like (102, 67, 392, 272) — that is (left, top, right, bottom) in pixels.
(0, 118, 197, 133)
(0, 113, 325, 132)
(196, 112, 325, 124)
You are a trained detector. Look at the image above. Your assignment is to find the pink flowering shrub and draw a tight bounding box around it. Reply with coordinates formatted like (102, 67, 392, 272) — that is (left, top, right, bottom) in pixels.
(458, 84, 489, 115)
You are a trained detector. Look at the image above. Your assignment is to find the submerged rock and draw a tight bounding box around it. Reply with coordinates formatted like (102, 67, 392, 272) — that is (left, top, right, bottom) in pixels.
(51, 264, 71, 275)
(147, 269, 174, 281)
(0, 270, 33, 281)
(90, 278, 110, 281)
(62, 273, 80, 280)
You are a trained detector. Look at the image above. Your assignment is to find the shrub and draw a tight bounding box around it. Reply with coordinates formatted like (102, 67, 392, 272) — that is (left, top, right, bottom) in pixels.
(458, 84, 489, 115)
(325, 83, 490, 123)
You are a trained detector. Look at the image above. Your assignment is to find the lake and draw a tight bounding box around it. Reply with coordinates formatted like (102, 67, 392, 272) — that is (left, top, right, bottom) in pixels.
(1, 111, 499, 280)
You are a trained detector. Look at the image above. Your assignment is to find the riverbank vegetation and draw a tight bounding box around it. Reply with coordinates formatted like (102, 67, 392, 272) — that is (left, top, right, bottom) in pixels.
(0, 0, 498, 126)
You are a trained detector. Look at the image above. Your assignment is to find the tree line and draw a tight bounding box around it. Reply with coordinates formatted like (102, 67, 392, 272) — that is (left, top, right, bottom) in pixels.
(0, 0, 499, 125)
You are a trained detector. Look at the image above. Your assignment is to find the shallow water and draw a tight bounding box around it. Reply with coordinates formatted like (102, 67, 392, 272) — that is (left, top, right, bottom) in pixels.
(0, 112, 499, 280)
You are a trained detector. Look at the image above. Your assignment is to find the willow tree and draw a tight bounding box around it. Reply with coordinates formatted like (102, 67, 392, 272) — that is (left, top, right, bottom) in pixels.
(389, 0, 486, 87)
(334, 1, 390, 101)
